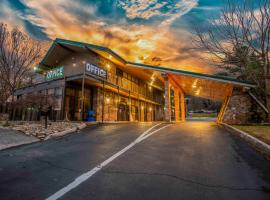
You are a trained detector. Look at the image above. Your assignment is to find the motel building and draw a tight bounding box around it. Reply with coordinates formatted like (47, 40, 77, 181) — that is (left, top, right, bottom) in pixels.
(14, 38, 256, 123)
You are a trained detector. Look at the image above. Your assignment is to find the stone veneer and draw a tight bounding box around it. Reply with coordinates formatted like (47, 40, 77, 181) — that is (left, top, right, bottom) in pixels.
(223, 89, 266, 124)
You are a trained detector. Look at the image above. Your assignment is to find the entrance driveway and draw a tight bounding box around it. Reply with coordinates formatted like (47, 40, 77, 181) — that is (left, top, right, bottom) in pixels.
(0, 122, 269, 200)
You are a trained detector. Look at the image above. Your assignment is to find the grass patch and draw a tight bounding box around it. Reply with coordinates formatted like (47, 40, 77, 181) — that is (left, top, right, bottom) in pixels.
(190, 113, 217, 118)
(233, 125, 270, 145)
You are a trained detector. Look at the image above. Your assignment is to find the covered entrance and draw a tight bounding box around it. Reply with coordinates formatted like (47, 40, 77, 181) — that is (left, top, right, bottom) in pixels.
(126, 62, 256, 123)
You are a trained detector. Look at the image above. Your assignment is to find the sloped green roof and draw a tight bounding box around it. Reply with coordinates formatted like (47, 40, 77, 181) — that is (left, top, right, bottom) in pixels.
(39, 38, 255, 88)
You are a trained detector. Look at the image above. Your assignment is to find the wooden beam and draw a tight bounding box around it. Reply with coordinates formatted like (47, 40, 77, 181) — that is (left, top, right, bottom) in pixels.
(217, 86, 233, 123)
(168, 74, 184, 93)
(57, 43, 76, 53)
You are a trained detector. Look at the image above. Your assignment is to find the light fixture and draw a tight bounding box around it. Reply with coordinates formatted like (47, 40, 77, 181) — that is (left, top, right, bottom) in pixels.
(106, 64, 111, 69)
(149, 107, 152, 111)
(141, 106, 144, 109)
(108, 55, 112, 59)
(106, 97, 110, 103)
(192, 80, 198, 88)
(82, 61, 86, 64)
(72, 63, 77, 67)
(33, 66, 37, 71)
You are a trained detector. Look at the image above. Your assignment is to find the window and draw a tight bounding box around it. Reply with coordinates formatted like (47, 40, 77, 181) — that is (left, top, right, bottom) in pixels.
(48, 88, 55, 95)
(116, 68, 123, 77)
(55, 87, 63, 96)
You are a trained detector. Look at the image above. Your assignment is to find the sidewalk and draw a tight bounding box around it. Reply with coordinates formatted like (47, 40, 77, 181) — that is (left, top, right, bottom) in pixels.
(0, 128, 39, 151)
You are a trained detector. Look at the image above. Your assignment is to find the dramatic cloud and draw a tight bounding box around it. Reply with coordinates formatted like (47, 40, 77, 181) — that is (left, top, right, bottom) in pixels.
(0, 0, 215, 73)
(117, 0, 199, 26)
(0, 1, 25, 29)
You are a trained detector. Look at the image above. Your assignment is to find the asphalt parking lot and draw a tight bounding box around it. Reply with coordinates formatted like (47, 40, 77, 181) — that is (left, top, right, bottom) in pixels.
(0, 121, 270, 200)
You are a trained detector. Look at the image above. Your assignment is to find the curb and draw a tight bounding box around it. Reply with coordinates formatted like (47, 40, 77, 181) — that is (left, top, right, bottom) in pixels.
(44, 123, 87, 140)
(0, 139, 41, 151)
(0, 123, 88, 151)
(44, 127, 77, 140)
(221, 123, 270, 158)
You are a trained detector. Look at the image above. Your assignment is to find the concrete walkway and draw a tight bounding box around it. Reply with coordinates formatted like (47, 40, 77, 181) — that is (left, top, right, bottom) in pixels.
(0, 128, 39, 151)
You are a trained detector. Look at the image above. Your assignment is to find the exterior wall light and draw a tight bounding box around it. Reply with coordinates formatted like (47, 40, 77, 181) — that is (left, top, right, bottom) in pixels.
(141, 106, 144, 109)
(109, 55, 112, 59)
(149, 107, 152, 111)
(106, 97, 110, 103)
(106, 64, 111, 69)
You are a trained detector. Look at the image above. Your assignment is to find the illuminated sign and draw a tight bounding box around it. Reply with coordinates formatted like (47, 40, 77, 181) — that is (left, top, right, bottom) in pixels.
(46, 66, 64, 81)
(85, 63, 107, 79)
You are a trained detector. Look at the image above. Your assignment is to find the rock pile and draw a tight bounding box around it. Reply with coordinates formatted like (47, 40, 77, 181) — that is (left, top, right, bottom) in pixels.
(11, 121, 84, 140)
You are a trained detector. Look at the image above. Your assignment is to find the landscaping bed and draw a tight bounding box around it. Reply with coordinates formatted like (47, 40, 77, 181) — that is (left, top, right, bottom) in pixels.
(233, 125, 270, 145)
(0, 121, 86, 140)
(190, 113, 217, 118)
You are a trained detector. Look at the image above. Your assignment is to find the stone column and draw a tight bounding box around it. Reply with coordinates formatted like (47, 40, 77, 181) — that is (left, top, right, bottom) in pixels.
(174, 89, 180, 122)
(163, 74, 171, 122)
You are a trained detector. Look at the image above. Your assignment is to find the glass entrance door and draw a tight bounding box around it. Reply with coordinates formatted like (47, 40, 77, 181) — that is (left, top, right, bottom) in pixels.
(64, 85, 93, 121)
(117, 98, 130, 121)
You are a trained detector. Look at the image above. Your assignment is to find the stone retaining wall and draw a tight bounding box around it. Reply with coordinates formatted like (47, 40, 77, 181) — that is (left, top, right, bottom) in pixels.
(223, 89, 266, 124)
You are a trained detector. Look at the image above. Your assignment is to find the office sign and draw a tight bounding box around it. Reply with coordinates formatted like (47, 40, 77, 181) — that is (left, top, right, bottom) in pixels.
(46, 66, 64, 81)
(85, 63, 107, 79)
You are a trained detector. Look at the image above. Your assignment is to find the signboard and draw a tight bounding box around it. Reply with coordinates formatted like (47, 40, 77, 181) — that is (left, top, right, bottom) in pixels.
(85, 63, 107, 79)
(46, 66, 64, 81)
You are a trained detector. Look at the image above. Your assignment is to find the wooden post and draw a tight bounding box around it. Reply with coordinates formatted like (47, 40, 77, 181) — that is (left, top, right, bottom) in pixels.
(117, 86, 120, 121)
(129, 91, 132, 121)
(139, 100, 141, 121)
(163, 74, 171, 122)
(61, 77, 66, 120)
(102, 80, 105, 122)
(180, 90, 185, 122)
(80, 72, 85, 121)
(174, 89, 180, 122)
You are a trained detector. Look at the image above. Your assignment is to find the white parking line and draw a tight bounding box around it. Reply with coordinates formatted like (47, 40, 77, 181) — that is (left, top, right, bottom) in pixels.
(46, 123, 171, 200)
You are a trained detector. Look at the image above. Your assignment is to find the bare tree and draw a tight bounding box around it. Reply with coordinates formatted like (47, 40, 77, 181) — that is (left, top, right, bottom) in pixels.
(0, 23, 44, 103)
(0, 77, 9, 102)
(193, 0, 270, 119)
(15, 92, 57, 128)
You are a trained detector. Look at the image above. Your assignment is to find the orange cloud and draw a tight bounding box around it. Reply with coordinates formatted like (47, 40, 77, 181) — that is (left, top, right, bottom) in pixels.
(17, 0, 215, 74)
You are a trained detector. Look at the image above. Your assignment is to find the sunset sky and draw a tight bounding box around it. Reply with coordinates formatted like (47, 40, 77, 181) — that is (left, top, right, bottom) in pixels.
(0, 0, 236, 73)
